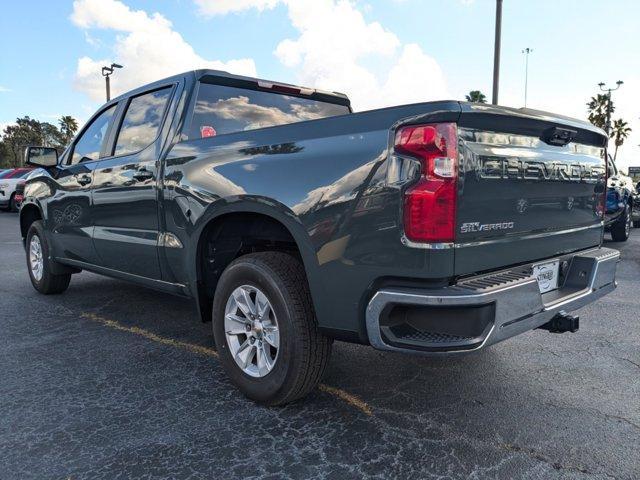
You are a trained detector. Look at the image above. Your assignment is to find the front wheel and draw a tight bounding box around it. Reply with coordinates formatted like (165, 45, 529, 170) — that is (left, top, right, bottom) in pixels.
(26, 220, 71, 294)
(611, 204, 631, 242)
(9, 193, 18, 212)
(212, 252, 332, 405)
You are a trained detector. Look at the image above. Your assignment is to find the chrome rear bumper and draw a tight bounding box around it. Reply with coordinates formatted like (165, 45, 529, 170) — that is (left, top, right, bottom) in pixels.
(365, 247, 619, 354)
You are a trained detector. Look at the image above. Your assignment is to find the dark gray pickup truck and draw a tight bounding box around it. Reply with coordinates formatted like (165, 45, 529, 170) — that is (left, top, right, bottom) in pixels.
(21, 69, 619, 405)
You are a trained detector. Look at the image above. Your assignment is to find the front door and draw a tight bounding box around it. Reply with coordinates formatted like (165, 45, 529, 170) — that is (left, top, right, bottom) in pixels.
(48, 104, 117, 264)
(92, 86, 174, 279)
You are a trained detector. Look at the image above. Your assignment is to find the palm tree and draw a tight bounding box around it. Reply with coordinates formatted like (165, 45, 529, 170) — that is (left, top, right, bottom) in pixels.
(586, 94, 612, 130)
(465, 90, 487, 103)
(610, 118, 631, 161)
(58, 115, 79, 146)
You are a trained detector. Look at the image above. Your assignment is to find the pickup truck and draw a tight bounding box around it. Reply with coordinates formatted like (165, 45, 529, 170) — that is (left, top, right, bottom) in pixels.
(20, 69, 619, 405)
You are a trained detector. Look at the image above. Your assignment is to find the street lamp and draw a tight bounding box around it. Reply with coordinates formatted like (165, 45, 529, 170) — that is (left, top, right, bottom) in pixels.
(102, 63, 123, 102)
(491, 0, 503, 105)
(522, 47, 533, 108)
(598, 80, 623, 136)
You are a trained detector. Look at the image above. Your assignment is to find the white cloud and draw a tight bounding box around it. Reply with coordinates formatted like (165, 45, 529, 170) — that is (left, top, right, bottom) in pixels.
(71, 0, 257, 102)
(608, 77, 640, 171)
(273, 0, 448, 111)
(195, 0, 449, 110)
(0, 122, 15, 138)
(194, 0, 279, 16)
(0, 85, 11, 92)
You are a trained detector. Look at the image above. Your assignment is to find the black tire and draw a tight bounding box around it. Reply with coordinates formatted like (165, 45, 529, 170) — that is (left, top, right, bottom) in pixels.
(611, 204, 631, 242)
(212, 252, 332, 406)
(9, 193, 17, 212)
(26, 220, 71, 294)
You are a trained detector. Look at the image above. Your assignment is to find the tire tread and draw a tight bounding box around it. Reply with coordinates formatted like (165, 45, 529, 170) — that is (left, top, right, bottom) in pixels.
(26, 221, 71, 294)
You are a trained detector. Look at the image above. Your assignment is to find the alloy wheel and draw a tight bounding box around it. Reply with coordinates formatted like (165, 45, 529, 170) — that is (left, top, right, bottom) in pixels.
(224, 285, 280, 377)
(29, 235, 44, 281)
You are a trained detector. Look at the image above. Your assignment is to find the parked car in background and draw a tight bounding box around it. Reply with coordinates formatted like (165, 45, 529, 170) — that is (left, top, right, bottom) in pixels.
(0, 168, 33, 212)
(19, 70, 619, 405)
(604, 156, 637, 240)
(13, 181, 26, 210)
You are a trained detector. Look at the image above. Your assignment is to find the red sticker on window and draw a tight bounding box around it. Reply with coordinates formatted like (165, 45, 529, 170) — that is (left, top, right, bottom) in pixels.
(200, 125, 216, 138)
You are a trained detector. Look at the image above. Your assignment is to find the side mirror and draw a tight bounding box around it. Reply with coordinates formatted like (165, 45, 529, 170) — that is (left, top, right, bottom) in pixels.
(25, 146, 58, 167)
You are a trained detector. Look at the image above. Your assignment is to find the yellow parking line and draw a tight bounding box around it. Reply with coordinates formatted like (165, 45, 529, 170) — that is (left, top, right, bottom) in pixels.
(317, 384, 372, 416)
(80, 312, 372, 416)
(81, 313, 218, 357)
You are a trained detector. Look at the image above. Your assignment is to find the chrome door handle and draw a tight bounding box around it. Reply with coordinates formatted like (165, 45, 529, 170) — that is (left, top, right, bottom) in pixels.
(76, 174, 92, 186)
(132, 168, 154, 181)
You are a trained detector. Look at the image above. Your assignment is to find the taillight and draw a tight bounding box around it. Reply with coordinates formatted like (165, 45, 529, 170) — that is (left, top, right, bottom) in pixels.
(395, 123, 458, 243)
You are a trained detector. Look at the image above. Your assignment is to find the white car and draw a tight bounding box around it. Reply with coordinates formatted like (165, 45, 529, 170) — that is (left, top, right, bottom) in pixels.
(0, 168, 33, 212)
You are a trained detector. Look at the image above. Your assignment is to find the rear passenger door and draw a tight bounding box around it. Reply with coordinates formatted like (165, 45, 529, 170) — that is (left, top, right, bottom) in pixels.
(92, 85, 175, 279)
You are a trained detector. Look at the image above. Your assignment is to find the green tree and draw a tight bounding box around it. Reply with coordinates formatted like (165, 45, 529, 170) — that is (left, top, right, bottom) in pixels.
(610, 118, 631, 161)
(41, 122, 63, 148)
(58, 115, 78, 146)
(0, 141, 12, 169)
(0, 115, 78, 167)
(1, 117, 44, 166)
(465, 90, 487, 103)
(586, 94, 613, 130)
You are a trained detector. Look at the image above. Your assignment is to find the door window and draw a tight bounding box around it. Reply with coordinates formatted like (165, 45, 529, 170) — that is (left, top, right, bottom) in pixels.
(113, 87, 172, 156)
(69, 105, 116, 165)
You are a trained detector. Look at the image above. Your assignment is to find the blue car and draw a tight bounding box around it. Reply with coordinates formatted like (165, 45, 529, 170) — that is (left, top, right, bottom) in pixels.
(604, 156, 637, 241)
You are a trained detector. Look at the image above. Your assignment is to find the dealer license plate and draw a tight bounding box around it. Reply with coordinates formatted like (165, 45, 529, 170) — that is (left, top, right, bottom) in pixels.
(532, 260, 560, 294)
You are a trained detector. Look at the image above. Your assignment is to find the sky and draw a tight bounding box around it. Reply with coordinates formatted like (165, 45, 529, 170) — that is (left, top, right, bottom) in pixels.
(0, 0, 638, 170)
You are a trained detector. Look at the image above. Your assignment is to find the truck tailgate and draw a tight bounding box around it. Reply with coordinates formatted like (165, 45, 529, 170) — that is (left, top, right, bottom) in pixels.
(454, 104, 607, 275)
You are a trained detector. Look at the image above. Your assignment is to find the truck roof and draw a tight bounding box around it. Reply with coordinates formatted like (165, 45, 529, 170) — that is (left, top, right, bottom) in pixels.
(109, 69, 351, 108)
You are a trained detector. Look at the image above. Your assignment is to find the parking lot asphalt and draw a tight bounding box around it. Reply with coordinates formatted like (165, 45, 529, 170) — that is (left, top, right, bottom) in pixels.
(0, 212, 638, 480)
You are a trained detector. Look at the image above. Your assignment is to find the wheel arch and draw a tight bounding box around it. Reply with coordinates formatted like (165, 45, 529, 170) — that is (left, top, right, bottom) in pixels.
(19, 202, 44, 244)
(189, 199, 324, 324)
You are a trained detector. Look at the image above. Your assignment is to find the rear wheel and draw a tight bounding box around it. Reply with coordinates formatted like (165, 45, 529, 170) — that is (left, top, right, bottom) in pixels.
(212, 252, 332, 405)
(611, 204, 631, 242)
(26, 220, 71, 294)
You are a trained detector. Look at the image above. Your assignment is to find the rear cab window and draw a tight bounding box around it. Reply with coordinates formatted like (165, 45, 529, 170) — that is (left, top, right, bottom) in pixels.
(187, 82, 350, 139)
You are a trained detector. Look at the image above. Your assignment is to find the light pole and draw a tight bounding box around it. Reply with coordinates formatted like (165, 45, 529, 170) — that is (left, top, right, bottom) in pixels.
(522, 47, 533, 108)
(491, 0, 503, 105)
(102, 63, 123, 102)
(598, 80, 623, 136)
